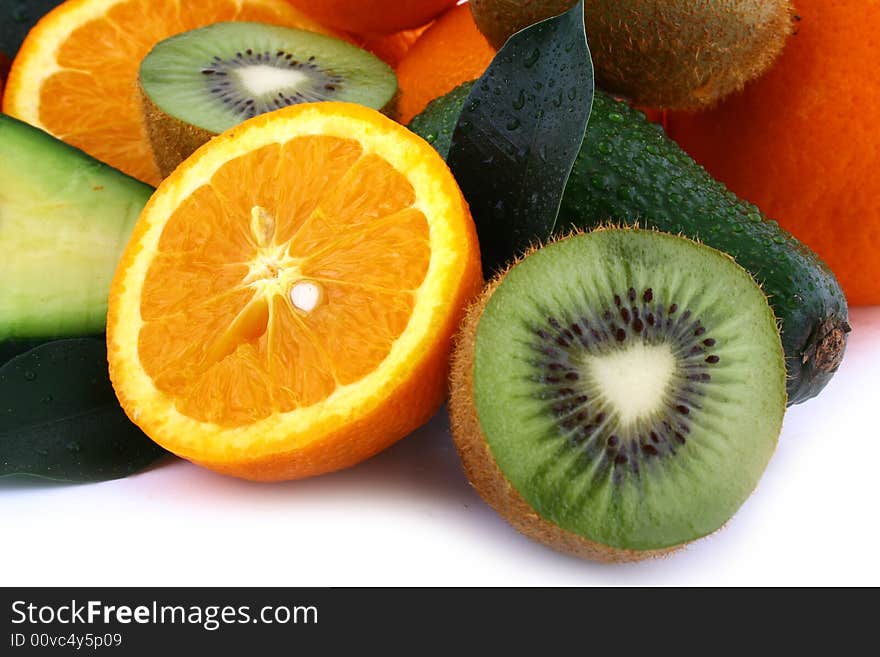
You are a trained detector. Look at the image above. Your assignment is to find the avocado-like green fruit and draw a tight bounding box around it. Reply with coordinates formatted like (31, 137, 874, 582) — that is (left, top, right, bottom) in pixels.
(449, 229, 786, 560)
(0, 114, 153, 341)
(409, 84, 849, 405)
(469, 0, 794, 109)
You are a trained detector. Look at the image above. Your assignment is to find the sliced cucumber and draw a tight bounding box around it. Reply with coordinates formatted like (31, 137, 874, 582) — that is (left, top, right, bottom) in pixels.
(0, 114, 153, 340)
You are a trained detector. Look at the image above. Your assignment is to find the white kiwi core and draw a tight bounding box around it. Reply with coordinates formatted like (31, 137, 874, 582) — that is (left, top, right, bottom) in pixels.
(236, 64, 311, 97)
(583, 342, 675, 428)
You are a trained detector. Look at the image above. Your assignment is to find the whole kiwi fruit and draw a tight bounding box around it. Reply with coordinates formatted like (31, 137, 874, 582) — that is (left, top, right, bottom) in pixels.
(449, 228, 786, 561)
(469, 0, 795, 109)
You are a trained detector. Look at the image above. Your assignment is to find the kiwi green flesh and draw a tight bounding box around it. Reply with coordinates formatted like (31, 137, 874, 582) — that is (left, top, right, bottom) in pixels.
(0, 114, 153, 341)
(471, 230, 786, 552)
(140, 22, 398, 136)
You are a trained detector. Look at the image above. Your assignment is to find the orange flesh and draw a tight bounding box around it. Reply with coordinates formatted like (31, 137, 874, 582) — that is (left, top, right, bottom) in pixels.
(138, 135, 430, 427)
(35, 0, 325, 186)
(395, 4, 496, 124)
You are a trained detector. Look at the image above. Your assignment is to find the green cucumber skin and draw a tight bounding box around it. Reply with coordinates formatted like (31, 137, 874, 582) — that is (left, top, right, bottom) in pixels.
(409, 84, 849, 405)
(0, 113, 154, 341)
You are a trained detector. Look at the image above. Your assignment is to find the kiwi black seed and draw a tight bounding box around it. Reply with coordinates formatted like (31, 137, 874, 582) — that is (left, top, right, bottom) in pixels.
(139, 22, 398, 177)
(449, 228, 787, 562)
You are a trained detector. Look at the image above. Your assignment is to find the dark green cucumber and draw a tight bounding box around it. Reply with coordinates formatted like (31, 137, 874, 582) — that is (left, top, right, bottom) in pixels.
(410, 83, 849, 405)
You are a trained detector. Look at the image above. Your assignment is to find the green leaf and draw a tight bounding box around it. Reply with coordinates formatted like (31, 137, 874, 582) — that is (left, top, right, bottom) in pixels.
(1, 338, 53, 367)
(0, 338, 167, 482)
(446, 0, 593, 275)
(0, 334, 107, 367)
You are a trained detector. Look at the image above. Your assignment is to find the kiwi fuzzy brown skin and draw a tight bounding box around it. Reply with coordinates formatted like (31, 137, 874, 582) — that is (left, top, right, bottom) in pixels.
(140, 81, 400, 179)
(469, 0, 574, 49)
(448, 241, 681, 564)
(470, 0, 795, 110)
(140, 89, 215, 179)
(143, 88, 402, 180)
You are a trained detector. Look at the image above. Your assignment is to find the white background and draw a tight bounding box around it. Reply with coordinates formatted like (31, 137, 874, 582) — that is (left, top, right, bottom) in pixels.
(2, 307, 879, 587)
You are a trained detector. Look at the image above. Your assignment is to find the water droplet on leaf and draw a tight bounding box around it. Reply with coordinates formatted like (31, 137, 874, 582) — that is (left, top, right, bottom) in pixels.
(524, 48, 540, 68)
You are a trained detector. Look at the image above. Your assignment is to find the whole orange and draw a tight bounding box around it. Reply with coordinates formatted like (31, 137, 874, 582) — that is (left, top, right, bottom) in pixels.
(286, 0, 458, 34)
(667, 0, 880, 305)
(350, 25, 431, 67)
(396, 3, 496, 124)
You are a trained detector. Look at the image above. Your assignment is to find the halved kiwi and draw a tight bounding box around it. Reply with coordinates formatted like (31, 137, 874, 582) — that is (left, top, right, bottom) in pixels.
(139, 22, 398, 176)
(449, 228, 787, 561)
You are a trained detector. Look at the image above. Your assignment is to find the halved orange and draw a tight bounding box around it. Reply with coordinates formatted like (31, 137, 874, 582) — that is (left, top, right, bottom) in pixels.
(2, 0, 332, 187)
(107, 102, 482, 481)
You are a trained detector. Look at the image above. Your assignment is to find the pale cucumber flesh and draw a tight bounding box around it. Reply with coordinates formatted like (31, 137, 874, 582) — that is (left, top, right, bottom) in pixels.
(0, 114, 153, 341)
